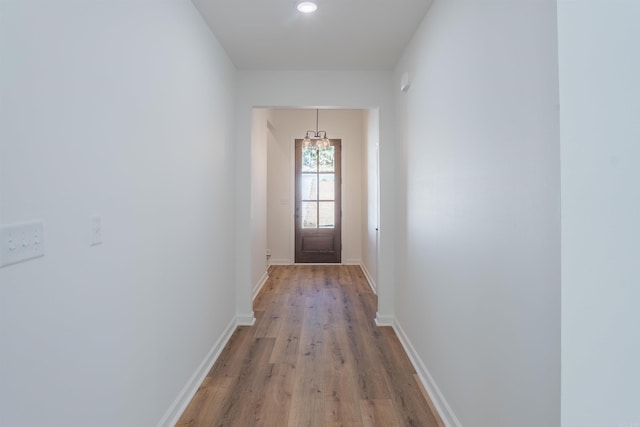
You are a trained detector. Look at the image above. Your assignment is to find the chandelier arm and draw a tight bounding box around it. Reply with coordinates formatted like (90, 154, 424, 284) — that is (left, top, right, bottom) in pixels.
(301, 109, 329, 148)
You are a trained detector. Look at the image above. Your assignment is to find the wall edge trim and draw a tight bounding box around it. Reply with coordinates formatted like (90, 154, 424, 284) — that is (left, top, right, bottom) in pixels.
(359, 261, 377, 295)
(268, 258, 292, 265)
(252, 270, 270, 301)
(157, 316, 238, 427)
(392, 318, 462, 427)
(374, 312, 394, 327)
(236, 313, 256, 326)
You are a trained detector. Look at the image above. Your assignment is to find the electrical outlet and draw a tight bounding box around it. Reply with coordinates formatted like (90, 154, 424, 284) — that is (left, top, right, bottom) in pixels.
(90, 215, 102, 246)
(0, 221, 45, 268)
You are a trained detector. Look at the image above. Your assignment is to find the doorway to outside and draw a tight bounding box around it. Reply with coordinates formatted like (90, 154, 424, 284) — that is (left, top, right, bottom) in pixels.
(294, 138, 342, 263)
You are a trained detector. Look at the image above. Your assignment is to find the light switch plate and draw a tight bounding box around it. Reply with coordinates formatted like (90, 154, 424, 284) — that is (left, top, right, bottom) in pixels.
(0, 221, 45, 268)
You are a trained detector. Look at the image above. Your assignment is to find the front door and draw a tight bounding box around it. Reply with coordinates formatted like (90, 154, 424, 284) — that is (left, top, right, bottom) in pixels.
(295, 139, 341, 263)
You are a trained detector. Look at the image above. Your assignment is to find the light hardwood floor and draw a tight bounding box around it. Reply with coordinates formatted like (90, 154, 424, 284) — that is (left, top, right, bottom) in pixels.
(177, 265, 444, 427)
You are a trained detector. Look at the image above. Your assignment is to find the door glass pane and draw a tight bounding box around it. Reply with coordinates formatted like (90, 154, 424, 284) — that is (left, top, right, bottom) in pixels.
(319, 146, 335, 172)
(319, 202, 334, 228)
(302, 201, 317, 228)
(301, 174, 317, 200)
(302, 147, 317, 172)
(318, 174, 334, 200)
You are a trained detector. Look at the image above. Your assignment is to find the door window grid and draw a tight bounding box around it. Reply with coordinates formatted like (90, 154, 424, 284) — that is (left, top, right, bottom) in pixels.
(301, 146, 335, 229)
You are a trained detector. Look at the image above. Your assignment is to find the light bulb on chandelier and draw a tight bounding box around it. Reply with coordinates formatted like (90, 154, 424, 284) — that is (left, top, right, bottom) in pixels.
(302, 109, 331, 150)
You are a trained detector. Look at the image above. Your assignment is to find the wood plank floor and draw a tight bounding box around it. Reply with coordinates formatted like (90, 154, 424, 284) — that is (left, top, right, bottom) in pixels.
(177, 265, 444, 427)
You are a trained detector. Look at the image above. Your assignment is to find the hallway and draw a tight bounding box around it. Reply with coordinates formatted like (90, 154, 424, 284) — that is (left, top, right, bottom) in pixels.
(3, 2, 638, 425)
(177, 265, 442, 426)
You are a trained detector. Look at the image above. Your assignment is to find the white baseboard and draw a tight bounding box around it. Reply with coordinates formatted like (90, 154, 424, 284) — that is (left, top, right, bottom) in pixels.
(268, 258, 291, 265)
(343, 258, 361, 265)
(236, 313, 256, 326)
(359, 262, 377, 295)
(391, 319, 462, 427)
(292, 262, 342, 265)
(156, 317, 237, 427)
(252, 270, 269, 301)
(374, 312, 394, 327)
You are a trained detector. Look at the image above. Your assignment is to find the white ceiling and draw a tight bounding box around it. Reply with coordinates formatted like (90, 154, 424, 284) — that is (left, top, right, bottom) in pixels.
(193, 0, 432, 70)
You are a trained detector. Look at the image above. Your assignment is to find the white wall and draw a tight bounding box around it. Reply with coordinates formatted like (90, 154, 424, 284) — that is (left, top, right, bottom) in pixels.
(266, 111, 292, 264)
(251, 108, 268, 297)
(558, 1, 640, 426)
(0, 2, 237, 426)
(362, 109, 379, 289)
(394, 1, 560, 426)
(236, 70, 396, 323)
(266, 108, 365, 265)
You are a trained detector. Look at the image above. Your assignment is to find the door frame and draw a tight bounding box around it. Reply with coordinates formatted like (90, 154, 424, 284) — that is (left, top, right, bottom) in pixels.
(289, 135, 345, 264)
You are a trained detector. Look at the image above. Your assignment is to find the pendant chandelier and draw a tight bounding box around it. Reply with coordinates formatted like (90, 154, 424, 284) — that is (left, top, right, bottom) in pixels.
(302, 109, 331, 150)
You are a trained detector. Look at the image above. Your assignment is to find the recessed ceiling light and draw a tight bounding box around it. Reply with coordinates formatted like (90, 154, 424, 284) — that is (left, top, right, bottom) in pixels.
(296, 1, 317, 13)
